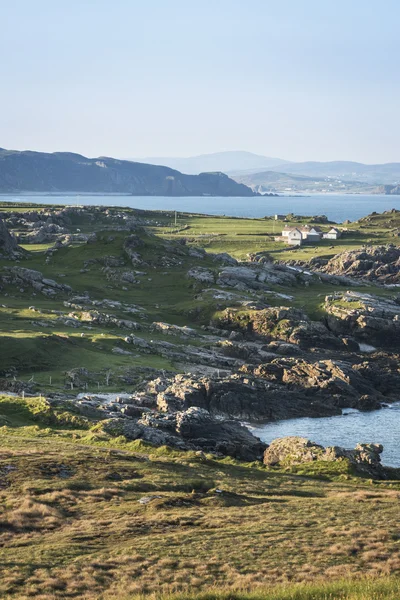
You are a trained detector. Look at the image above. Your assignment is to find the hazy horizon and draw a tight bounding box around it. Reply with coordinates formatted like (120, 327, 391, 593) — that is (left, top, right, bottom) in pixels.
(1, 0, 400, 163)
(3, 147, 400, 167)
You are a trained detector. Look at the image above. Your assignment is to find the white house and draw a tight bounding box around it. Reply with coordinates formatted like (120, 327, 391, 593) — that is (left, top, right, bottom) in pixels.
(298, 226, 323, 241)
(287, 228, 303, 246)
(281, 225, 322, 244)
(282, 226, 294, 238)
(323, 227, 342, 240)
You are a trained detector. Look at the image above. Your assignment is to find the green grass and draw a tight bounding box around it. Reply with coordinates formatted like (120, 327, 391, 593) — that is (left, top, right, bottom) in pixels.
(115, 578, 400, 599)
(150, 211, 400, 261)
(0, 208, 399, 390)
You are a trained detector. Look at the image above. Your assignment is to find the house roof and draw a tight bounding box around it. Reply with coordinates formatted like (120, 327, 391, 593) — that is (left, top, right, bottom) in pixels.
(299, 226, 322, 233)
(283, 225, 322, 235)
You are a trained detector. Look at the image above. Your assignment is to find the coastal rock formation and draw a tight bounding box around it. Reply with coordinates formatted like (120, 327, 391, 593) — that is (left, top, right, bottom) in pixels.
(143, 372, 343, 420)
(101, 407, 266, 461)
(324, 291, 400, 347)
(316, 245, 400, 284)
(263, 436, 384, 477)
(215, 306, 345, 350)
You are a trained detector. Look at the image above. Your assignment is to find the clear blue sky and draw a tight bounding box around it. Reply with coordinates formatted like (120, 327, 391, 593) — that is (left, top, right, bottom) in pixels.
(1, 0, 399, 163)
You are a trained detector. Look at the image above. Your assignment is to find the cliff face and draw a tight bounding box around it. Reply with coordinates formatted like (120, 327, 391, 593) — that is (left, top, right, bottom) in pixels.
(378, 184, 400, 195)
(0, 149, 256, 196)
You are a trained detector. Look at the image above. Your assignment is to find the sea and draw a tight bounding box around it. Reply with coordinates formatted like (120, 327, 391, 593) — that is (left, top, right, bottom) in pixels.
(248, 403, 400, 468)
(2, 192, 400, 223)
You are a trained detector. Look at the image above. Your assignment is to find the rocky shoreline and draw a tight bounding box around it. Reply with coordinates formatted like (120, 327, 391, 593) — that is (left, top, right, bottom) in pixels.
(0, 206, 399, 474)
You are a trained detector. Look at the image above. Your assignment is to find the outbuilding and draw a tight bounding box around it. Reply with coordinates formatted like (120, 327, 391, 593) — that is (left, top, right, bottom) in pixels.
(287, 228, 303, 246)
(323, 227, 342, 240)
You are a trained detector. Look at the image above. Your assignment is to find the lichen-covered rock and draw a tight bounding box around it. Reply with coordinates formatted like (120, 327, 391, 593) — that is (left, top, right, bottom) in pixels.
(263, 436, 384, 477)
(319, 245, 400, 284)
(324, 291, 400, 347)
(1, 267, 72, 295)
(187, 266, 215, 283)
(215, 305, 344, 350)
(263, 437, 325, 466)
(100, 407, 266, 461)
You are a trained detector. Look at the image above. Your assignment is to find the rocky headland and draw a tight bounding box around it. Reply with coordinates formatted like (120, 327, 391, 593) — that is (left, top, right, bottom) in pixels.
(0, 148, 255, 196)
(0, 205, 399, 474)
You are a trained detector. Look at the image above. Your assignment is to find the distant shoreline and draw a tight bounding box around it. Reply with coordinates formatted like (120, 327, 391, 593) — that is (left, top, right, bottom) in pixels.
(0, 190, 398, 197)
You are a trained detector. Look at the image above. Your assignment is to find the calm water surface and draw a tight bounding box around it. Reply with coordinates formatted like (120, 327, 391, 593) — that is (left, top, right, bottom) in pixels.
(2, 193, 400, 223)
(248, 404, 400, 467)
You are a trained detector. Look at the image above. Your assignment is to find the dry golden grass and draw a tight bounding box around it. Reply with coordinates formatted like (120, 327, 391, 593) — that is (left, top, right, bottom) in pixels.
(0, 436, 398, 599)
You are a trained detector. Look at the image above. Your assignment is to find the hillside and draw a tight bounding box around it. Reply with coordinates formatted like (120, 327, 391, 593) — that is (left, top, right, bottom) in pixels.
(0, 148, 255, 196)
(266, 161, 400, 185)
(232, 170, 378, 194)
(133, 150, 289, 175)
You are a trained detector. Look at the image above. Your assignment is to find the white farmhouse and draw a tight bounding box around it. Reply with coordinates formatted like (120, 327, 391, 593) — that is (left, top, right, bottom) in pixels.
(282, 226, 294, 238)
(298, 226, 323, 241)
(287, 228, 303, 246)
(323, 227, 342, 240)
(281, 225, 322, 244)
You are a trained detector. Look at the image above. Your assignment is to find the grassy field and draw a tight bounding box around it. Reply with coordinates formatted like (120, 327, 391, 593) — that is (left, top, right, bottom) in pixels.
(0, 207, 399, 391)
(149, 210, 400, 261)
(0, 394, 398, 599)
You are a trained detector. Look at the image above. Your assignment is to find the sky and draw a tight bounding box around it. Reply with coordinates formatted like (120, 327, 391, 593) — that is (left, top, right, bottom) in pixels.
(1, 0, 400, 163)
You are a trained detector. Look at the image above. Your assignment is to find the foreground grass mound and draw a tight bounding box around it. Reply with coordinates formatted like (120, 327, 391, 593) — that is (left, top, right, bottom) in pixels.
(0, 394, 399, 599)
(120, 577, 400, 599)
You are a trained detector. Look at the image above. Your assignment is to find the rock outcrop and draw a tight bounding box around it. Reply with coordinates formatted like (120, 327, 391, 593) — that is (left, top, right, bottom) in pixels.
(324, 291, 400, 347)
(215, 306, 346, 350)
(317, 245, 400, 285)
(263, 436, 384, 477)
(1, 267, 72, 296)
(101, 407, 266, 461)
(0, 216, 20, 257)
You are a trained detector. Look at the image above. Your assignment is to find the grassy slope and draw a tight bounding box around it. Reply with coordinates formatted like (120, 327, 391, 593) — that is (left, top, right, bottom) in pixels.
(0, 207, 399, 389)
(0, 395, 399, 599)
(0, 227, 201, 389)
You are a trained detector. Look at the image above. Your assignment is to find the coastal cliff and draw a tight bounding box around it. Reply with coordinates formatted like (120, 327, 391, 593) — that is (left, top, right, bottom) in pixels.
(0, 148, 255, 196)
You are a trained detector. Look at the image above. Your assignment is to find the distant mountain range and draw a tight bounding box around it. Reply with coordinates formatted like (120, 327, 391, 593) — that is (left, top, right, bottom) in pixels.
(132, 151, 400, 189)
(265, 161, 400, 185)
(2, 147, 400, 196)
(232, 161, 400, 195)
(232, 170, 379, 195)
(132, 151, 289, 175)
(0, 149, 255, 196)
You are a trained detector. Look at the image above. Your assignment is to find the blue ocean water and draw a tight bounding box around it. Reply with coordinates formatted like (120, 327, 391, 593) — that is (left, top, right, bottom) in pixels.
(248, 403, 400, 468)
(2, 192, 400, 223)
